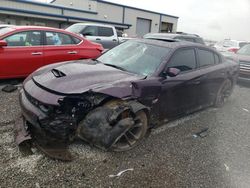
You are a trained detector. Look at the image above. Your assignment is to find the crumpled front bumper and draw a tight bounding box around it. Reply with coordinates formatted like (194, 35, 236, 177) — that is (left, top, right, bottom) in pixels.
(16, 89, 74, 161)
(15, 89, 46, 146)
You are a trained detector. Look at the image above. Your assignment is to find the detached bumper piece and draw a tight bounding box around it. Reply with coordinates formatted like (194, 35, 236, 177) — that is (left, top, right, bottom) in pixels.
(15, 116, 76, 161)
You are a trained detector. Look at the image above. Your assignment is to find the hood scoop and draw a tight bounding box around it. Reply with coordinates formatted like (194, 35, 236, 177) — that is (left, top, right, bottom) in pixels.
(32, 61, 144, 95)
(51, 68, 66, 78)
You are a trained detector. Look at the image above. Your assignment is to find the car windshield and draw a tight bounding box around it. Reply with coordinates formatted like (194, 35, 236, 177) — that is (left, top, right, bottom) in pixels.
(66, 25, 86, 33)
(0, 27, 14, 36)
(97, 41, 170, 76)
(237, 44, 250, 55)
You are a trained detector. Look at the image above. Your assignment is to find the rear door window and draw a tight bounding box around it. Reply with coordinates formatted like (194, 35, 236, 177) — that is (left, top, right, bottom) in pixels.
(98, 27, 114, 37)
(167, 48, 197, 72)
(198, 49, 215, 67)
(45, 32, 76, 45)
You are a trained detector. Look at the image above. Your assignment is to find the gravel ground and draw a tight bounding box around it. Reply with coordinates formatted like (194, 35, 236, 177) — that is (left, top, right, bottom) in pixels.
(0, 82, 250, 188)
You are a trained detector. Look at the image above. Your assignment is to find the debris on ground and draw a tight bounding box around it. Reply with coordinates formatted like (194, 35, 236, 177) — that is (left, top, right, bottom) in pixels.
(1, 84, 18, 93)
(242, 108, 249, 112)
(224, 164, 230, 172)
(109, 168, 134, 178)
(193, 128, 209, 138)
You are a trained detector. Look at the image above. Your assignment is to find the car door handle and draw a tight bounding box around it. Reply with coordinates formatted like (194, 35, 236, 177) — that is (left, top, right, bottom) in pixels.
(68, 51, 78, 54)
(220, 72, 226, 76)
(190, 79, 201, 85)
(192, 80, 201, 84)
(96, 38, 101, 41)
(113, 39, 117, 42)
(31, 52, 43, 55)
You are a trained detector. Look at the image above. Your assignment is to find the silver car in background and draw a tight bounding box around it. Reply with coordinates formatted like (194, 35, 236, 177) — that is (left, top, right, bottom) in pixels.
(235, 44, 250, 82)
(214, 39, 248, 53)
(66, 23, 119, 49)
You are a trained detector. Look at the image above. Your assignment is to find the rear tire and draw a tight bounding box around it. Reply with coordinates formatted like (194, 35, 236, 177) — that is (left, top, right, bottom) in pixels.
(214, 79, 233, 107)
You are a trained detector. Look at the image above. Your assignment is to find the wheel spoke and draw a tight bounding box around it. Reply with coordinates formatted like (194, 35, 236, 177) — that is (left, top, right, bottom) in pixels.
(127, 130, 139, 140)
(123, 134, 133, 147)
(133, 122, 143, 128)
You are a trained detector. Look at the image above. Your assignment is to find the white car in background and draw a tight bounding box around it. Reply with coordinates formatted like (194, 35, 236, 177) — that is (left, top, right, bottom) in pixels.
(214, 39, 248, 53)
(0, 24, 14, 30)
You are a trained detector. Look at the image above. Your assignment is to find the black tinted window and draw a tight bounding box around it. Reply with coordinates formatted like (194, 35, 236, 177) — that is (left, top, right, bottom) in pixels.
(82, 26, 98, 36)
(198, 49, 215, 67)
(98, 27, 114, 37)
(167, 49, 196, 72)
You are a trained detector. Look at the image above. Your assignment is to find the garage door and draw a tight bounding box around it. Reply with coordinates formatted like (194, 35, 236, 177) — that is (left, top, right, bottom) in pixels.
(136, 18, 151, 37)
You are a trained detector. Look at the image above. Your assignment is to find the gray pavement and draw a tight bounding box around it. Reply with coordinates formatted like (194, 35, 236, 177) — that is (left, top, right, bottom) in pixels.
(0, 83, 249, 188)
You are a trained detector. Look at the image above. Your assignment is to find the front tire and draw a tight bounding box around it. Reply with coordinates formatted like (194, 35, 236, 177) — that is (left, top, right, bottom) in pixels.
(111, 110, 148, 152)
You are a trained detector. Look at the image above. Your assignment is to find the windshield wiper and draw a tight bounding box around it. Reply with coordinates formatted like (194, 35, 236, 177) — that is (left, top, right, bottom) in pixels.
(103, 63, 126, 71)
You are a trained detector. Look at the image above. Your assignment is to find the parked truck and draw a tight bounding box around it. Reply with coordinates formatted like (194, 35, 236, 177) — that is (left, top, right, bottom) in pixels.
(66, 23, 122, 49)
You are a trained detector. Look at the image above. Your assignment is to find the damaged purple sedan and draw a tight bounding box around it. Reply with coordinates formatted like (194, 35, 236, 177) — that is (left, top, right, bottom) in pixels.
(16, 40, 239, 160)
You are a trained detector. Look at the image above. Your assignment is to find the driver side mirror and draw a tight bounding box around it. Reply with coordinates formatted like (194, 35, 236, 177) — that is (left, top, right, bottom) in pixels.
(163, 67, 181, 77)
(0, 40, 7, 47)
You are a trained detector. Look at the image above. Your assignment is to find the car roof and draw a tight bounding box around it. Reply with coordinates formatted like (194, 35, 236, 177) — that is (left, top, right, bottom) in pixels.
(70, 23, 114, 27)
(6, 25, 65, 31)
(0, 25, 84, 39)
(137, 39, 211, 50)
(144, 33, 202, 39)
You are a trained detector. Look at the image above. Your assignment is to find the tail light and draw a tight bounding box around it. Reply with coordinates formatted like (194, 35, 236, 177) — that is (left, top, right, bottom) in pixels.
(228, 48, 238, 53)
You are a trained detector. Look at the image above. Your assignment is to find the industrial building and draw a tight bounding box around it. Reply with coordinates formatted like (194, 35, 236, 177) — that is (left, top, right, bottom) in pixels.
(0, 0, 179, 37)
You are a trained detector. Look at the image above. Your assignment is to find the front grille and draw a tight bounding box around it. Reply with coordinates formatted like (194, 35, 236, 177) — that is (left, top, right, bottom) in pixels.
(239, 72, 250, 79)
(239, 61, 250, 72)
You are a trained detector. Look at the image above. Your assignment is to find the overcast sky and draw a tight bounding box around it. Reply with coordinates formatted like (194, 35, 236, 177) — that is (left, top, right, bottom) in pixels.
(105, 0, 250, 41)
(37, 0, 250, 41)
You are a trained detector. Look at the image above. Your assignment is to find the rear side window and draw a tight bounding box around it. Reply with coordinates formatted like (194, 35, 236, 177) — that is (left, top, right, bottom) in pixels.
(72, 37, 81, 44)
(98, 27, 114, 37)
(167, 49, 197, 72)
(198, 49, 215, 67)
(45, 32, 76, 45)
(181, 37, 195, 42)
(4, 31, 42, 46)
(214, 53, 220, 64)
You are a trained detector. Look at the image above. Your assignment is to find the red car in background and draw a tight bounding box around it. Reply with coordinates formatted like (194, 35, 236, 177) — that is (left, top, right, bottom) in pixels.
(0, 26, 103, 79)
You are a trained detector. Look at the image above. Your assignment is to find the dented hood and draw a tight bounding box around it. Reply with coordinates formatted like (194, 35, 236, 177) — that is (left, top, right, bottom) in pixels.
(31, 60, 144, 95)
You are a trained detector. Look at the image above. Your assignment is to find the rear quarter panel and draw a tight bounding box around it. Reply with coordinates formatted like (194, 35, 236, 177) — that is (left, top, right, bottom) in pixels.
(223, 56, 239, 85)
